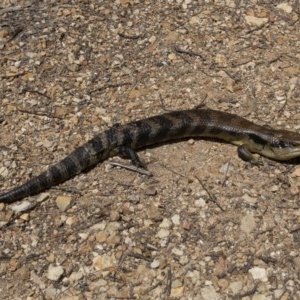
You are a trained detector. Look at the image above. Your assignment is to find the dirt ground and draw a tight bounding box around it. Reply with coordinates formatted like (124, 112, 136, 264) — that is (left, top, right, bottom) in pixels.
(1, 1, 300, 299)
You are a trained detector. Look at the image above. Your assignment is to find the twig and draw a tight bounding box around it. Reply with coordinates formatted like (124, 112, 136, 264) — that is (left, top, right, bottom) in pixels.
(109, 161, 152, 176)
(16, 108, 63, 120)
(231, 59, 252, 68)
(118, 32, 144, 39)
(0, 72, 26, 79)
(245, 23, 267, 34)
(145, 281, 163, 293)
(0, 5, 31, 16)
(159, 163, 187, 179)
(290, 226, 300, 233)
(258, 255, 277, 264)
(174, 51, 192, 64)
(195, 175, 225, 211)
(159, 93, 172, 112)
(6, 27, 23, 43)
(165, 268, 172, 296)
(89, 82, 132, 94)
(221, 162, 231, 187)
(21, 89, 51, 100)
(236, 283, 259, 298)
(267, 55, 283, 66)
(127, 252, 152, 262)
(174, 45, 205, 60)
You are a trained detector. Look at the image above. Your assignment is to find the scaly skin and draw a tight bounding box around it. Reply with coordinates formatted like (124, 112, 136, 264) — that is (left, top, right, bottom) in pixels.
(1, 107, 300, 203)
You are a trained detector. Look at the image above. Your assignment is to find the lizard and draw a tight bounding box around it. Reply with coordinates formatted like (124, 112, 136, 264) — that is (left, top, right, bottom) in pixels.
(1, 107, 300, 204)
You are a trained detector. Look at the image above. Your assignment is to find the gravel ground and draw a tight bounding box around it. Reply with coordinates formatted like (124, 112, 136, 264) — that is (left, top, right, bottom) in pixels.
(1, 1, 300, 299)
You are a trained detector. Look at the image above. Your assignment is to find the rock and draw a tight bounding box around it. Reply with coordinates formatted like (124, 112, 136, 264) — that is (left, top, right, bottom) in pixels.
(291, 167, 300, 177)
(156, 228, 170, 238)
(270, 185, 279, 192)
(37, 193, 50, 202)
(225, 0, 236, 8)
(19, 213, 30, 221)
(56, 195, 72, 211)
(179, 256, 189, 266)
(189, 15, 201, 25)
(229, 281, 243, 294)
(145, 186, 157, 196)
(218, 278, 229, 290)
(242, 194, 257, 205)
(150, 258, 160, 269)
(93, 254, 115, 271)
(201, 285, 221, 300)
(45, 288, 59, 298)
(128, 88, 149, 99)
(171, 214, 180, 226)
(172, 247, 184, 256)
(182, 219, 191, 230)
(168, 53, 177, 61)
(159, 218, 171, 228)
(249, 267, 268, 282)
(195, 198, 206, 208)
(277, 3, 293, 14)
(105, 222, 121, 235)
(11, 201, 32, 212)
(245, 16, 268, 27)
(240, 214, 256, 234)
(95, 231, 108, 243)
(252, 295, 267, 300)
(69, 271, 83, 282)
(60, 296, 80, 300)
(47, 265, 64, 281)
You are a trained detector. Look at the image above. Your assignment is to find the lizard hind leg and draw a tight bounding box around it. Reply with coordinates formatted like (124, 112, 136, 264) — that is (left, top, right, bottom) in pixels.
(118, 145, 146, 168)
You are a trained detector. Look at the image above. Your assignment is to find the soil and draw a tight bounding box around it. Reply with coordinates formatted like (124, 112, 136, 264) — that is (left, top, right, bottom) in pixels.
(1, 1, 300, 299)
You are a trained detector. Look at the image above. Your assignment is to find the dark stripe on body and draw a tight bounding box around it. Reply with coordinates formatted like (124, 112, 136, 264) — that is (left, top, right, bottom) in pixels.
(89, 135, 104, 155)
(247, 133, 268, 146)
(151, 115, 174, 140)
(172, 111, 194, 136)
(134, 121, 152, 148)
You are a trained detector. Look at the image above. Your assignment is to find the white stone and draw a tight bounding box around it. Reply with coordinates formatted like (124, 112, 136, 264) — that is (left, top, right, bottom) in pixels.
(159, 218, 171, 228)
(11, 201, 32, 212)
(195, 198, 206, 208)
(201, 286, 221, 300)
(157, 228, 170, 238)
(249, 267, 268, 282)
(226, 0, 236, 8)
(172, 248, 183, 256)
(151, 258, 160, 269)
(277, 3, 293, 14)
(37, 193, 49, 202)
(47, 265, 64, 281)
(229, 281, 243, 294)
(242, 194, 257, 205)
(149, 35, 156, 43)
(240, 214, 256, 234)
(171, 214, 180, 226)
(45, 288, 59, 298)
(69, 271, 83, 282)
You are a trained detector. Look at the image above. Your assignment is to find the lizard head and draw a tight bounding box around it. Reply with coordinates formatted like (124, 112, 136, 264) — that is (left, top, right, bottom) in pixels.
(267, 129, 300, 160)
